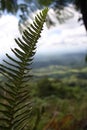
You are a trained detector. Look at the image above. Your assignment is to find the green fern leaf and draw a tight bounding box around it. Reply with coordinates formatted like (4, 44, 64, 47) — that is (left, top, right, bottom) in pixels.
(0, 8, 48, 130)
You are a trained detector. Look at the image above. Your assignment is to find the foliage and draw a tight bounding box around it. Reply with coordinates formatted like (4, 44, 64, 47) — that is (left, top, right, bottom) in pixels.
(35, 77, 83, 100)
(24, 74, 87, 130)
(37, 78, 56, 97)
(37, 0, 74, 6)
(37, 0, 54, 6)
(0, 8, 48, 130)
(42, 113, 87, 130)
(0, 0, 17, 13)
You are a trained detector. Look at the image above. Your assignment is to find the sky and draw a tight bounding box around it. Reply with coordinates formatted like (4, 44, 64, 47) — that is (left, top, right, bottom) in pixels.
(0, 14, 19, 58)
(0, 5, 87, 62)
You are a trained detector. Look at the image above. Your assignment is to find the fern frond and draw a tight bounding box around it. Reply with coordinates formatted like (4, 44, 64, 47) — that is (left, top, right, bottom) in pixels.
(0, 8, 48, 130)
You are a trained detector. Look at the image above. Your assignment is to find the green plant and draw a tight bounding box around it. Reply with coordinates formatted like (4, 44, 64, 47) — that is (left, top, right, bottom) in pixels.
(0, 8, 48, 130)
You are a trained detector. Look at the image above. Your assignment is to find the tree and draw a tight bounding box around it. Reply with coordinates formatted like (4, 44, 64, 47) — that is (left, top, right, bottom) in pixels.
(75, 0, 87, 31)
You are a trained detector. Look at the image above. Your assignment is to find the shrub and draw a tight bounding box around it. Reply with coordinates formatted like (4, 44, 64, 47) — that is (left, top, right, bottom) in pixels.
(37, 78, 56, 97)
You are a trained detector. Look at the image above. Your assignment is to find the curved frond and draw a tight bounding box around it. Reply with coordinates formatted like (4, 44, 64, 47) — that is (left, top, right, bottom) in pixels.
(0, 8, 48, 130)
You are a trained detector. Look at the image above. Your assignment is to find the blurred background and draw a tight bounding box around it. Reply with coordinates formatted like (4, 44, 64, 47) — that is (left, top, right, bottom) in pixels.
(1, 1, 87, 129)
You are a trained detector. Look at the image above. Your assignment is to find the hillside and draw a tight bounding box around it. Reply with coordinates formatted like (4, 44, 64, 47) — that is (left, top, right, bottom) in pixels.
(32, 52, 87, 68)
